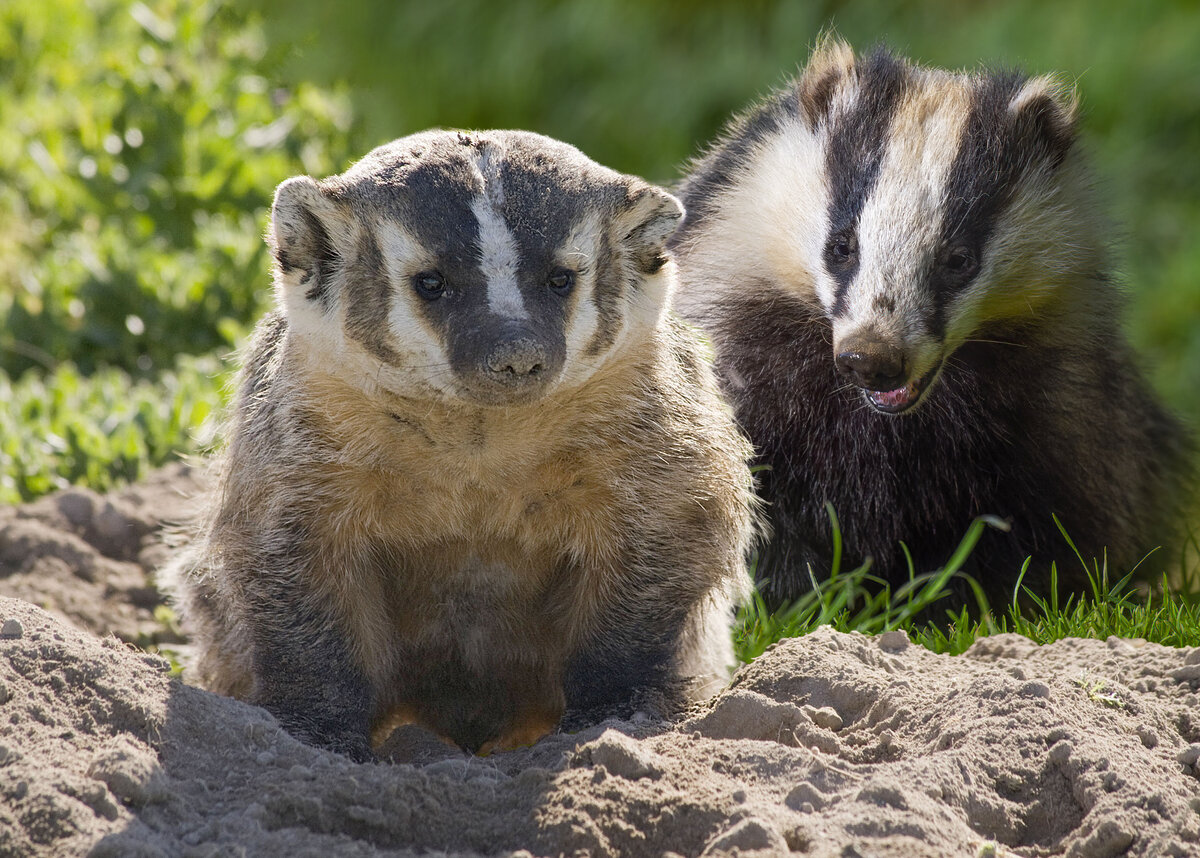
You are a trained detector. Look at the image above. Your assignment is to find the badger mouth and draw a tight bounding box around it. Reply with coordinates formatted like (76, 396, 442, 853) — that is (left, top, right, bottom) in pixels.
(460, 375, 557, 406)
(863, 361, 943, 415)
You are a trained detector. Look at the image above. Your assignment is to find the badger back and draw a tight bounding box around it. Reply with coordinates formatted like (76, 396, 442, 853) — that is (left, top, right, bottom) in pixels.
(672, 40, 1102, 415)
(268, 129, 683, 406)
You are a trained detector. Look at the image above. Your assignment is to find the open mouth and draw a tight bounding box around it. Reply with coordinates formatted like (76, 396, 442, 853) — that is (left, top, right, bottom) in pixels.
(863, 361, 942, 415)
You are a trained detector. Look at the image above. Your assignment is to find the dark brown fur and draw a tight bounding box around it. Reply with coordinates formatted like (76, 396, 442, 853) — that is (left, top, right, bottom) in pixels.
(671, 42, 1191, 610)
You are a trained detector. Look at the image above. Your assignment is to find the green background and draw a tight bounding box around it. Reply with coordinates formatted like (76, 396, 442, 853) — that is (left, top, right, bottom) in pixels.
(1, 0, 1197, 504)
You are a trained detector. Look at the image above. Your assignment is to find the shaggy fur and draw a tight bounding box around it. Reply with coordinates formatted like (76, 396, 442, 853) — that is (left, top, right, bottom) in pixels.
(165, 130, 755, 759)
(670, 40, 1190, 611)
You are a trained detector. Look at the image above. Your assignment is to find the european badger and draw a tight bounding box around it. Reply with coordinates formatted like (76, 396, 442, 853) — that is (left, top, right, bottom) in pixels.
(670, 41, 1189, 610)
(166, 130, 755, 759)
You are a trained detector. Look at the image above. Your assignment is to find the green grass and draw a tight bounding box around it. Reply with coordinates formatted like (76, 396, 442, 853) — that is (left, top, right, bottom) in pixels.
(0, 355, 228, 505)
(0, 0, 354, 381)
(735, 509, 1200, 663)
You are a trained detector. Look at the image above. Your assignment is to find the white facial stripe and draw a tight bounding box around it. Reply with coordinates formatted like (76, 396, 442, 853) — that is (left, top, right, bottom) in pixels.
(471, 194, 528, 320)
(749, 118, 833, 305)
(839, 78, 970, 351)
(358, 218, 454, 395)
(468, 145, 529, 322)
(559, 210, 602, 371)
(383, 289, 458, 396)
(375, 218, 433, 287)
(673, 115, 829, 320)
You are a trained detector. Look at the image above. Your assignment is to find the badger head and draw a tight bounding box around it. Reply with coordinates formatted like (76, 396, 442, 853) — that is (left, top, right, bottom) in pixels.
(268, 130, 682, 406)
(676, 40, 1096, 415)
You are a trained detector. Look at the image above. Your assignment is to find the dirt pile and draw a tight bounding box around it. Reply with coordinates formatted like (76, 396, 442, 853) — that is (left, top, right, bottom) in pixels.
(0, 464, 203, 645)
(2, 475, 1199, 857)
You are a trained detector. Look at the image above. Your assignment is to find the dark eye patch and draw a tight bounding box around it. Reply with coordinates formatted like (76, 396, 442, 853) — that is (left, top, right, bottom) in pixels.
(942, 245, 979, 278)
(825, 231, 858, 270)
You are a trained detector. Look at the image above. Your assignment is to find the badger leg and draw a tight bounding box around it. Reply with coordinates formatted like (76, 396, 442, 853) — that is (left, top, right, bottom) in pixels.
(563, 606, 690, 723)
(243, 570, 376, 763)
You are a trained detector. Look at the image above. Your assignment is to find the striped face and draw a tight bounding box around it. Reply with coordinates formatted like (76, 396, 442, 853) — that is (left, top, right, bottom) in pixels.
(676, 42, 1085, 415)
(269, 130, 681, 405)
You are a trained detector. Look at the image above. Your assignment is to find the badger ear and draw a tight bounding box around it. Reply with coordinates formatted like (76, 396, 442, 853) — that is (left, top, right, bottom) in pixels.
(797, 35, 855, 128)
(615, 183, 684, 275)
(1009, 75, 1079, 169)
(269, 176, 351, 306)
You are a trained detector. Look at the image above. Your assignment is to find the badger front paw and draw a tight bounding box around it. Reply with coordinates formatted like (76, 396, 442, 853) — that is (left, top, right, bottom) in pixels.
(477, 705, 561, 756)
(257, 688, 375, 762)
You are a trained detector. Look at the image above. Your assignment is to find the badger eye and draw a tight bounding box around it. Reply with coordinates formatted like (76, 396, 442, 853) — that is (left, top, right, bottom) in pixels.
(944, 247, 978, 277)
(547, 269, 575, 295)
(825, 232, 858, 267)
(413, 271, 445, 300)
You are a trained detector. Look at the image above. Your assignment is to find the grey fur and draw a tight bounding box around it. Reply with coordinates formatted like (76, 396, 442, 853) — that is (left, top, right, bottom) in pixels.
(164, 130, 755, 758)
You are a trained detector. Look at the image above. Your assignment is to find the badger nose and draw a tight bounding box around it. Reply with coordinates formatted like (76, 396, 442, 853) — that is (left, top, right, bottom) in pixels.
(835, 346, 907, 390)
(485, 338, 547, 380)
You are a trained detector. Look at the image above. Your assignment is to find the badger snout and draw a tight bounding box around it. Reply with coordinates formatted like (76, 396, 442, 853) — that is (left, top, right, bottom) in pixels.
(455, 321, 565, 404)
(485, 337, 548, 381)
(835, 343, 908, 392)
(833, 334, 943, 415)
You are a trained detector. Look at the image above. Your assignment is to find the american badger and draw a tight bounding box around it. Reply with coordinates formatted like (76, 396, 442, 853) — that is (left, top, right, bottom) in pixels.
(167, 130, 755, 759)
(670, 40, 1190, 609)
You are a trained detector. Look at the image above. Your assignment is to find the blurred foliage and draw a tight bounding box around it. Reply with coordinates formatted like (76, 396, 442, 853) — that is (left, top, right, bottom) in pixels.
(0, 354, 226, 505)
(254, 0, 1200, 424)
(0, 0, 355, 378)
(0, 0, 1197, 506)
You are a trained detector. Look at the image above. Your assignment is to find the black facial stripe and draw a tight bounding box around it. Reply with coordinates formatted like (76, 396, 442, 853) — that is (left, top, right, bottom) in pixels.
(494, 152, 607, 324)
(356, 148, 491, 363)
(938, 72, 1026, 269)
(331, 138, 486, 347)
(670, 92, 798, 244)
(343, 230, 403, 365)
(930, 71, 1066, 339)
(824, 47, 910, 318)
(924, 265, 947, 343)
(496, 156, 586, 261)
(335, 137, 486, 267)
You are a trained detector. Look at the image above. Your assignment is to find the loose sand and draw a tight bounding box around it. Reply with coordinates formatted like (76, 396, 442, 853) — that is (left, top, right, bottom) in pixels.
(2, 471, 1198, 857)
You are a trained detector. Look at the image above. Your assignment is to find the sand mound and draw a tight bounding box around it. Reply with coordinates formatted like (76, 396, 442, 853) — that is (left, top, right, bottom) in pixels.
(0, 464, 204, 646)
(2, 474, 1200, 857)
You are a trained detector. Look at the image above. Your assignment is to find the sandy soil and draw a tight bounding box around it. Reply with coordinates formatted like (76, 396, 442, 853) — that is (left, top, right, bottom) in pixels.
(2, 471, 1199, 857)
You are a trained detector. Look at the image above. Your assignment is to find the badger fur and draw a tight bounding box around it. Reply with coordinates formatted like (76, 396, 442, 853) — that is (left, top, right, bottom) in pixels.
(670, 40, 1190, 610)
(165, 130, 755, 759)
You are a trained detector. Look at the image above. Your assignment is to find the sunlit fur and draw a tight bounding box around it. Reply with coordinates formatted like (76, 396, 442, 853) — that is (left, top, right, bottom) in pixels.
(165, 130, 755, 758)
(671, 40, 1190, 610)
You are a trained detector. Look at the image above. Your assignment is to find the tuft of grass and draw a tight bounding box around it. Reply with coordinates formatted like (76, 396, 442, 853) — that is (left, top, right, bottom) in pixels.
(735, 507, 1000, 661)
(735, 507, 1200, 663)
(1073, 670, 1126, 709)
